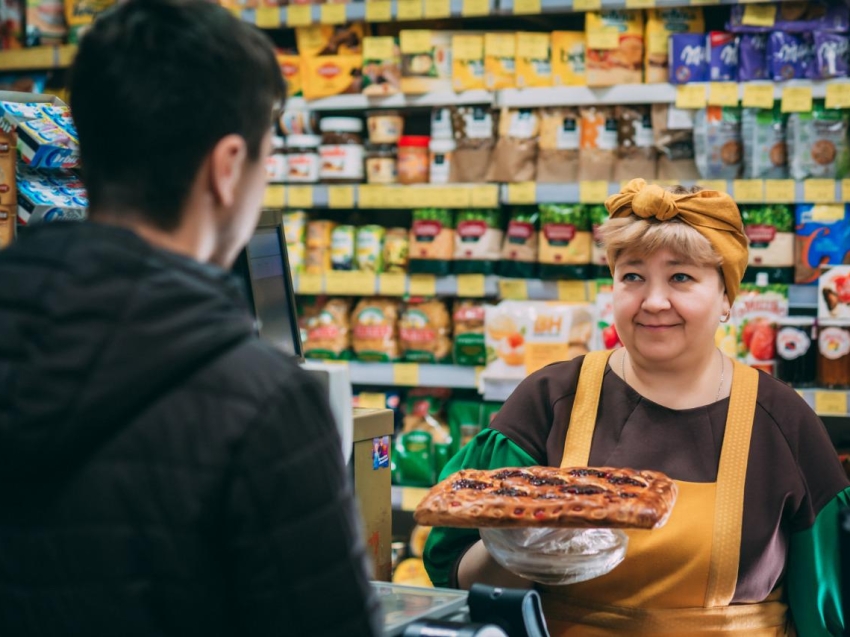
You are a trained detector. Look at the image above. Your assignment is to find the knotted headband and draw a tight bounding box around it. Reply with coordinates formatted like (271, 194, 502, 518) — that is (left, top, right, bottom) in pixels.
(604, 178, 749, 303)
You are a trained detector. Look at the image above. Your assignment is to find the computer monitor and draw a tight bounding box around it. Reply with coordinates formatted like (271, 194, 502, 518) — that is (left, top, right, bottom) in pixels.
(233, 214, 302, 359)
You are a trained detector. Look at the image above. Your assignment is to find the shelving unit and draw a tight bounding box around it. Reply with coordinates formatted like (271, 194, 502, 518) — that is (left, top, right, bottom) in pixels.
(339, 361, 481, 388)
(0, 45, 77, 72)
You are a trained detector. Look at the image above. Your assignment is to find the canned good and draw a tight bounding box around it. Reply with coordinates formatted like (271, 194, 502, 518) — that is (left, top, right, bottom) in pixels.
(775, 316, 817, 387)
(817, 319, 850, 389)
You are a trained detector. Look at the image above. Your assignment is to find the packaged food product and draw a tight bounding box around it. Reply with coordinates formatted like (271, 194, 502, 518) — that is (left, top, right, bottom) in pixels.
(707, 31, 738, 82)
(741, 108, 787, 180)
(589, 204, 610, 279)
(578, 105, 617, 182)
(64, 0, 113, 27)
(767, 31, 814, 81)
(551, 32, 585, 87)
(452, 34, 485, 91)
(516, 32, 552, 89)
(585, 10, 644, 87)
(362, 37, 401, 96)
(279, 109, 318, 137)
(303, 297, 352, 360)
(652, 103, 699, 180)
(453, 300, 487, 367)
(307, 219, 336, 248)
(644, 8, 704, 84)
(453, 208, 504, 275)
(404, 390, 452, 443)
(431, 107, 453, 140)
(351, 297, 401, 362)
(398, 135, 430, 185)
(817, 319, 850, 389)
(305, 246, 331, 274)
(296, 23, 365, 58)
(450, 106, 497, 184)
(286, 241, 305, 274)
(614, 105, 656, 181)
(740, 204, 794, 284)
(728, 2, 850, 34)
(286, 134, 321, 183)
(595, 290, 621, 351)
(399, 299, 452, 363)
(694, 106, 742, 180)
(429, 138, 455, 185)
(276, 52, 303, 98)
(814, 32, 849, 79)
(0, 206, 13, 247)
(486, 108, 539, 183)
(282, 210, 308, 245)
(484, 32, 516, 90)
(319, 117, 364, 183)
(331, 225, 356, 271)
(500, 207, 539, 279)
(367, 109, 403, 144)
(536, 107, 580, 184)
(365, 144, 397, 184)
(668, 33, 707, 84)
(448, 400, 482, 454)
(15, 169, 87, 224)
(731, 283, 789, 375)
(737, 34, 768, 82)
(26, 0, 67, 47)
(17, 115, 79, 169)
(383, 227, 409, 273)
(356, 224, 385, 272)
(393, 431, 435, 487)
(0, 127, 15, 207)
(775, 316, 817, 387)
(400, 30, 453, 94)
(302, 55, 363, 100)
(538, 204, 592, 280)
(787, 102, 850, 180)
(265, 136, 287, 183)
(409, 208, 455, 276)
(794, 204, 850, 284)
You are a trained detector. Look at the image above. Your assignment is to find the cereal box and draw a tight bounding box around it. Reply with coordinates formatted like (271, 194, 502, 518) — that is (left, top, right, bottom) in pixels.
(552, 32, 586, 86)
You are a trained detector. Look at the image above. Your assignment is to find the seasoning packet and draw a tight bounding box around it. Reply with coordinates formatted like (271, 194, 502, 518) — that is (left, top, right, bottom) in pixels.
(486, 107, 540, 183)
(536, 107, 580, 183)
(538, 203, 592, 280)
(500, 206, 539, 279)
(453, 209, 504, 275)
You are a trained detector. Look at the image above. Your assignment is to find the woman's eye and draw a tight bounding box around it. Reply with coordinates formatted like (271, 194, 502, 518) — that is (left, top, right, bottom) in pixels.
(671, 273, 692, 283)
(622, 273, 642, 282)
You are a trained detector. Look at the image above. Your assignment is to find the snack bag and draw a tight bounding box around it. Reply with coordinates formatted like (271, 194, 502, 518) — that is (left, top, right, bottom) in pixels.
(787, 102, 850, 180)
(537, 107, 580, 183)
(276, 52, 303, 98)
(296, 23, 366, 57)
(331, 225, 356, 271)
(400, 30, 453, 94)
(351, 297, 401, 362)
(693, 106, 742, 180)
(453, 299, 487, 367)
(399, 299, 452, 364)
(538, 204, 592, 281)
(578, 105, 617, 182)
(356, 224, 385, 272)
(794, 204, 850, 284)
(614, 105, 656, 181)
(732, 283, 789, 374)
(644, 8, 704, 84)
(448, 400, 482, 454)
(741, 107, 788, 179)
(302, 55, 363, 99)
(362, 36, 401, 96)
(383, 227, 409, 273)
(452, 34, 485, 92)
(741, 204, 794, 284)
(303, 297, 352, 360)
(486, 107, 540, 183)
(585, 10, 644, 87)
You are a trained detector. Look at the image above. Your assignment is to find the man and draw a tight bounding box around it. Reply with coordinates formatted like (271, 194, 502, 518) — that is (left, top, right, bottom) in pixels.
(0, 1, 381, 635)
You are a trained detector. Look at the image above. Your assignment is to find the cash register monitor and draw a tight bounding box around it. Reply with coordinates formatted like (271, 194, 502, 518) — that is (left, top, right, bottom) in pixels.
(233, 223, 302, 359)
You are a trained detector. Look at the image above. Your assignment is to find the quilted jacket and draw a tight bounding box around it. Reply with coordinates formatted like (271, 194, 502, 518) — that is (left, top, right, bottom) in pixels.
(0, 222, 381, 637)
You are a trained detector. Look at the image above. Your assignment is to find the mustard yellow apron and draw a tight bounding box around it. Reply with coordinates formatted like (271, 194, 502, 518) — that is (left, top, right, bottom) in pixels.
(538, 350, 791, 636)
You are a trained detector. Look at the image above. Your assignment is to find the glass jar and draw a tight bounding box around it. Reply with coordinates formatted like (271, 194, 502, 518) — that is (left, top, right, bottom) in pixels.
(397, 135, 430, 185)
(265, 136, 287, 183)
(817, 319, 850, 389)
(319, 117, 364, 183)
(429, 138, 456, 184)
(365, 143, 397, 184)
(367, 110, 404, 144)
(285, 134, 320, 183)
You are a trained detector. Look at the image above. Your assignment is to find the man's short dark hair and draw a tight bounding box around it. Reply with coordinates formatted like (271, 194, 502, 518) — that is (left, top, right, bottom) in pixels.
(70, 0, 285, 230)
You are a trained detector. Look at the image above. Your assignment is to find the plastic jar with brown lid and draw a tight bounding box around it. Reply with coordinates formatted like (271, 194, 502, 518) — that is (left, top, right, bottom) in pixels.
(319, 117, 364, 183)
(817, 319, 850, 389)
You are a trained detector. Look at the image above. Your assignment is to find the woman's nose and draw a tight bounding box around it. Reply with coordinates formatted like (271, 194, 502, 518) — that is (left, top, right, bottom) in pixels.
(641, 284, 672, 312)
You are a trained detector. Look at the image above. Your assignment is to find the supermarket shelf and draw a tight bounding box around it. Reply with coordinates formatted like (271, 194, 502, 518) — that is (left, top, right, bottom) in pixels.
(500, 0, 777, 12)
(0, 45, 77, 72)
(348, 361, 480, 388)
(284, 91, 492, 112)
(391, 485, 430, 512)
(265, 183, 500, 209)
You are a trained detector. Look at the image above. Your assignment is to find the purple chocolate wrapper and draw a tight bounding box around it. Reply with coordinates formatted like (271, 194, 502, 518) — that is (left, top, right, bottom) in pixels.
(768, 31, 815, 81)
(708, 31, 738, 82)
(669, 33, 708, 84)
(729, 3, 850, 34)
(814, 31, 850, 78)
(737, 34, 768, 81)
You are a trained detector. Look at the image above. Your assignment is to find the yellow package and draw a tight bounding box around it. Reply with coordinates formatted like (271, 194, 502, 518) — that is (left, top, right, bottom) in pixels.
(400, 30, 453, 94)
(515, 32, 552, 89)
(552, 32, 586, 86)
(302, 55, 363, 99)
(585, 10, 644, 87)
(276, 52, 303, 98)
(0, 207, 14, 249)
(65, 0, 115, 27)
(296, 23, 366, 58)
(484, 33, 516, 90)
(452, 34, 485, 91)
(644, 8, 704, 83)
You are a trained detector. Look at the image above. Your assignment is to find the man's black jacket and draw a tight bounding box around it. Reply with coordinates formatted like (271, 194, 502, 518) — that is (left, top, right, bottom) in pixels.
(0, 222, 381, 636)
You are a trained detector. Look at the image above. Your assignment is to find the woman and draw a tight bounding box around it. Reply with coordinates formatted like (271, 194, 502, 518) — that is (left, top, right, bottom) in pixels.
(424, 179, 849, 636)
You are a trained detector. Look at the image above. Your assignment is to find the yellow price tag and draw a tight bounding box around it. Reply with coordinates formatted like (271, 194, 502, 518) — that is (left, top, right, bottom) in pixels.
(517, 33, 550, 60)
(328, 186, 355, 209)
(580, 181, 609, 203)
(764, 180, 796, 203)
(324, 272, 347, 295)
(781, 86, 813, 113)
(507, 182, 536, 204)
(320, 3, 346, 24)
(708, 82, 739, 106)
(826, 83, 850, 110)
(625, 0, 654, 7)
(351, 272, 378, 295)
(365, 0, 392, 21)
(378, 273, 407, 296)
(462, 0, 489, 15)
(393, 363, 421, 386)
(842, 179, 850, 203)
(814, 391, 848, 416)
(741, 83, 775, 109)
(358, 392, 387, 409)
(742, 4, 776, 27)
(255, 6, 281, 28)
(457, 274, 486, 298)
(409, 274, 437, 297)
(557, 280, 586, 302)
(513, 0, 541, 14)
(689, 0, 720, 5)
(471, 185, 500, 208)
(400, 30, 432, 54)
(587, 32, 619, 50)
(297, 272, 323, 294)
(286, 5, 312, 26)
(675, 83, 707, 109)
(453, 35, 484, 61)
(358, 185, 382, 208)
(263, 185, 286, 208)
(811, 204, 845, 221)
(733, 179, 764, 203)
(397, 0, 423, 20)
(444, 187, 472, 209)
(574, 0, 602, 8)
(804, 179, 837, 203)
(696, 180, 727, 193)
(363, 37, 395, 61)
(424, 0, 451, 18)
(287, 185, 314, 209)
(401, 487, 429, 511)
(499, 278, 528, 300)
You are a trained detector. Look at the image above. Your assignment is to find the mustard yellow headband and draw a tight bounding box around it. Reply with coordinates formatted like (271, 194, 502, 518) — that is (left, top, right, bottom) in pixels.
(604, 178, 749, 303)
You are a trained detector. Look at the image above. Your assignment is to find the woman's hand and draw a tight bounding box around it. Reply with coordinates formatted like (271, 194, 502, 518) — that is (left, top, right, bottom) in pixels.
(457, 540, 535, 590)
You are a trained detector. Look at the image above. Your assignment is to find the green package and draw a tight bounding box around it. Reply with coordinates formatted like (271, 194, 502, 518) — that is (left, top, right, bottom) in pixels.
(500, 206, 539, 279)
(409, 208, 455, 276)
(453, 300, 486, 367)
(538, 203, 591, 280)
(453, 208, 503, 275)
(480, 402, 502, 428)
(392, 431, 434, 487)
(448, 400, 482, 455)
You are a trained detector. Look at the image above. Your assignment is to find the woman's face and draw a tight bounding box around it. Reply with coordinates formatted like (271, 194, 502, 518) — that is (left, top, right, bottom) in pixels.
(612, 247, 731, 369)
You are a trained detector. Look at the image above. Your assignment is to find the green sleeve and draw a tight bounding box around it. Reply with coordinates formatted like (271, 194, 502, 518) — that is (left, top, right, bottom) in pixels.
(422, 429, 538, 588)
(787, 487, 850, 637)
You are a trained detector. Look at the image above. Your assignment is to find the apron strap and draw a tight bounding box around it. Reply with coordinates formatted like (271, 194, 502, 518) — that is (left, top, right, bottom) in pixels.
(561, 350, 614, 468)
(705, 360, 759, 608)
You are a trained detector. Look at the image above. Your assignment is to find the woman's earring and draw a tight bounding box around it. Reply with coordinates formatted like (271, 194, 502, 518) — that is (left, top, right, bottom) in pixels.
(720, 311, 731, 323)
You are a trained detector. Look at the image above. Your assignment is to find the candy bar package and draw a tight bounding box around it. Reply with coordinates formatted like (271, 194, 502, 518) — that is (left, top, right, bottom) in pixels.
(694, 106, 742, 180)
(708, 32, 738, 82)
(742, 107, 788, 179)
(814, 32, 849, 79)
(787, 102, 850, 180)
(728, 3, 850, 33)
(644, 8, 705, 84)
(768, 32, 815, 81)
(669, 33, 707, 84)
(737, 34, 768, 82)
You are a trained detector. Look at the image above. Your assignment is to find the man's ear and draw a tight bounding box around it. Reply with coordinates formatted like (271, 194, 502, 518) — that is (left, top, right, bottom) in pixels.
(209, 134, 248, 208)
